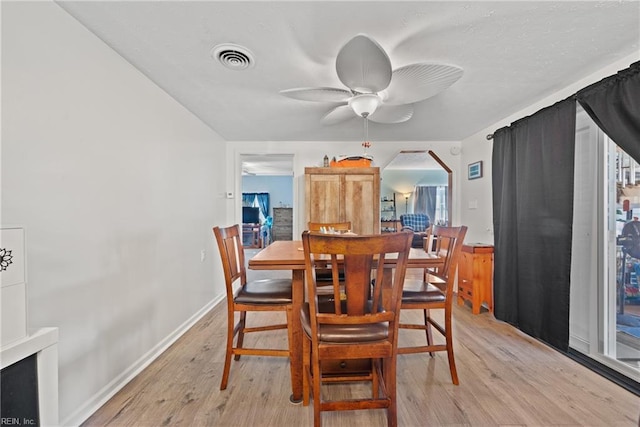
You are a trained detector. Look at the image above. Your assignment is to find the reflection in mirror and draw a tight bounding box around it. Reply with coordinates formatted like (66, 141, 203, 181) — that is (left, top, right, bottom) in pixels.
(380, 150, 452, 233)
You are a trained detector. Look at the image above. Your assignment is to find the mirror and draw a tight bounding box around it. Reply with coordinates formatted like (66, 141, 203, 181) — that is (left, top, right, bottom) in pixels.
(381, 150, 452, 228)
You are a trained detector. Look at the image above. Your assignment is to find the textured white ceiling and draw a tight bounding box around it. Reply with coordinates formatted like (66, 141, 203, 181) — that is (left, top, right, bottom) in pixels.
(241, 154, 294, 176)
(385, 150, 440, 170)
(57, 0, 639, 145)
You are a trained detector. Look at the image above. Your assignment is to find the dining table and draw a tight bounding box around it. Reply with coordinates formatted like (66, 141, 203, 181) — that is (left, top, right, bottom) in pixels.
(248, 238, 444, 403)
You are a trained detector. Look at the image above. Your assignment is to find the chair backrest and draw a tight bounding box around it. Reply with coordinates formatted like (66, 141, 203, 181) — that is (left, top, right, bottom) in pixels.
(429, 225, 468, 295)
(302, 231, 413, 339)
(213, 225, 247, 297)
(307, 221, 352, 232)
(400, 214, 430, 231)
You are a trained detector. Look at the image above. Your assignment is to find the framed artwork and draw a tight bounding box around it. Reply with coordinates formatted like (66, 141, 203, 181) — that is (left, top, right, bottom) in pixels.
(468, 161, 483, 180)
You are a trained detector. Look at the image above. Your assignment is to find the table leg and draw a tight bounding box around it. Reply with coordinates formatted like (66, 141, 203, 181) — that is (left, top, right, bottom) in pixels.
(288, 269, 304, 403)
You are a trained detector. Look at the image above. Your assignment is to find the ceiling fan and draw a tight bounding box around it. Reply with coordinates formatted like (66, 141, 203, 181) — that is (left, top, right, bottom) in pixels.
(280, 34, 463, 125)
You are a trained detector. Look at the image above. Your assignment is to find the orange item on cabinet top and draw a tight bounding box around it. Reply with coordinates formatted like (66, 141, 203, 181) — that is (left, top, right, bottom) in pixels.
(330, 155, 373, 168)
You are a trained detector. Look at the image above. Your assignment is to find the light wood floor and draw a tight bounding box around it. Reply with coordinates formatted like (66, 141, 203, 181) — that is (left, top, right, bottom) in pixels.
(83, 269, 640, 426)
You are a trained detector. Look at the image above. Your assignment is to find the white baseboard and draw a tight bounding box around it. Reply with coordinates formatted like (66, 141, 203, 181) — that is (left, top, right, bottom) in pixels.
(569, 333, 590, 354)
(61, 295, 224, 427)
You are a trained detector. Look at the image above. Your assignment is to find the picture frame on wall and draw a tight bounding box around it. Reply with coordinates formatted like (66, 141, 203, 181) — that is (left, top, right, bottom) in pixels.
(468, 161, 483, 180)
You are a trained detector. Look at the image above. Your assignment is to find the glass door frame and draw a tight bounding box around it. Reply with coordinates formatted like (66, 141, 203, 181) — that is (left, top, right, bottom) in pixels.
(570, 106, 640, 385)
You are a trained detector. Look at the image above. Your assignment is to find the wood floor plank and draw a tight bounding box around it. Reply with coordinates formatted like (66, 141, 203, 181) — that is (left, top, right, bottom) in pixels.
(82, 285, 640, 426)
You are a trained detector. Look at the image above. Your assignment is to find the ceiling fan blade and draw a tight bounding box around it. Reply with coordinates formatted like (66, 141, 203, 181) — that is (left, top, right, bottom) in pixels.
(321, 104, 355, 125)
(336, 34, 392, 93)
(383, 63, 463, 105)
(368, 104, 413, 124)
(280, 87, 352, 103)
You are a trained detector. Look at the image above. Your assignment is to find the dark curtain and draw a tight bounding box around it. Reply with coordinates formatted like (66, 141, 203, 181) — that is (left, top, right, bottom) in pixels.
(256, 193, 270, 220)
(576, 61, 640, 162)
(492, 97, 576, 351)
(413, 186, 436, 221)
(242, 193, 256, 207)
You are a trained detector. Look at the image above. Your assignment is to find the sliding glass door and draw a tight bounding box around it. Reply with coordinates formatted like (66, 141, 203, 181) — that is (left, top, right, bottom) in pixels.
(570, 106, 640, 384)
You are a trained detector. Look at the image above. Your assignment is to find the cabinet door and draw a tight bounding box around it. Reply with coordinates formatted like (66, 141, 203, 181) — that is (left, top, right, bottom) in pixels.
(458, 251, 474, 297)
(306, 173, 342, 225)
(344, 173, 379, 234)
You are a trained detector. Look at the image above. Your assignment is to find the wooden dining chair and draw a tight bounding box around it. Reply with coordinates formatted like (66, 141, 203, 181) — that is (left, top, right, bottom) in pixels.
(398, 225, 467, 385)
(301, 230, 413, 427)
(213, 224, 293, 390)
(307, 221, 352, 288)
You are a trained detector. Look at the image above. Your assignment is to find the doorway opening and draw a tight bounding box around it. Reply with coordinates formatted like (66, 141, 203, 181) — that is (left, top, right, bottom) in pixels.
(381, 150, 453, 234)
(240, 154, 294, 249)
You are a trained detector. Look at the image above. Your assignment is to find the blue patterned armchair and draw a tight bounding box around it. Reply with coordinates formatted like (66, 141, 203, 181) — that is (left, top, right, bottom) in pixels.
(400, 213, 431, 248)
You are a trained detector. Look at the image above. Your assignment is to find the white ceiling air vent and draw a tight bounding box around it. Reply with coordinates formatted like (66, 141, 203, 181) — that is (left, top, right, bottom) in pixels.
(211, 43, 254, 70)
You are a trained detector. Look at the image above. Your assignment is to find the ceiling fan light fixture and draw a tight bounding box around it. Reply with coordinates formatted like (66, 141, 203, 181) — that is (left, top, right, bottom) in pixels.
(348, 93, 381, 118)
(280, 34, 463, 125)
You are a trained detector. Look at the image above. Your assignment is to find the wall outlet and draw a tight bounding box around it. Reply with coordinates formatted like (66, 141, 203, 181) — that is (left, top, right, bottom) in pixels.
(200, 249, 206, 262)
(226, 192, 234, 199)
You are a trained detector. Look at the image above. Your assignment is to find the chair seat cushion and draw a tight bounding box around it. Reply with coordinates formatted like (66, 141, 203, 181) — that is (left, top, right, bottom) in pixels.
(315, 269, 345, 282)
(235, 278, 292, 305)
(300, 303, 389, 343)
(401, 280, 446, 303)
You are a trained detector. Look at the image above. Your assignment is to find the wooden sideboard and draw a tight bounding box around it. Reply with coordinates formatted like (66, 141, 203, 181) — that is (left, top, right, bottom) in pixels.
(272, 207, 293, 241)
(457, 244, 494, 314)
(305, 167, 380, 235)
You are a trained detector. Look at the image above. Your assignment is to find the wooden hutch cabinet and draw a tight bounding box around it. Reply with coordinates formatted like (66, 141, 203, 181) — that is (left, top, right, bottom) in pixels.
(457, 244, 494, 314)
(304, 167, 380, 235)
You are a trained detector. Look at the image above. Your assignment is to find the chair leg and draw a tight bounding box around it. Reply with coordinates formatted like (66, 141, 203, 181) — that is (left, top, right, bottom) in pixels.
(423, 309, 435, 357)
(302, 333, 311, 406)
(220, 308, 236, 390)
(311, 349, 322, 427)
(383, 356, 398, 427)
(372, 358, 379, 399)
(444, 307, 459, 385)
(234, 311, 247, 361)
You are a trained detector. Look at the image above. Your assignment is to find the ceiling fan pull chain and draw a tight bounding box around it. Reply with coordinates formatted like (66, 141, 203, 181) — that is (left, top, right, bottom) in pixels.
(362, 118, 371, 156)
(364, 116, 369, 144)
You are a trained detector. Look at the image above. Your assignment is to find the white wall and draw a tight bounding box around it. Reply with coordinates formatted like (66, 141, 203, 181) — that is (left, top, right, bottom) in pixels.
(242, 176, 294, 214)
(1, 2, 228, 424)
(226, 141, 463, 238)
(460, 52, 640, 244)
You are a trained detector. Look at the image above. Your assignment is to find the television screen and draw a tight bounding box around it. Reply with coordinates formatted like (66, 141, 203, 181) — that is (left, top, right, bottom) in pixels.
(242, 207, 260, 224)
